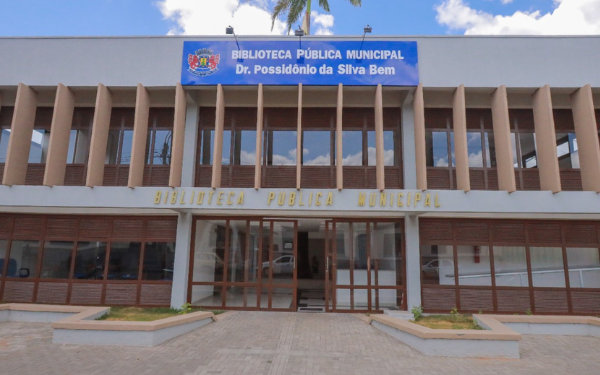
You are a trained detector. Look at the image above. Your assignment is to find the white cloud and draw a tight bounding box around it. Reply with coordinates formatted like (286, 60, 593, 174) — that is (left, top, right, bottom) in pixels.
(311, 11, 335, 35)
(305, 153, 331, 165)
(436, 0, 600, 35)
(158, 0, 287, 35)
(500, 0, 514, 4)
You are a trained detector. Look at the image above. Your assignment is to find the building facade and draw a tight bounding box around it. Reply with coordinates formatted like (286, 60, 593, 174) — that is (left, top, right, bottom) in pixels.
(0, 35, 600, 314)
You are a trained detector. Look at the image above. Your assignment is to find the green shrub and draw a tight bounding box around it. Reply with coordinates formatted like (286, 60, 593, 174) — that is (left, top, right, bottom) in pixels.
(411, 305, 424, 321)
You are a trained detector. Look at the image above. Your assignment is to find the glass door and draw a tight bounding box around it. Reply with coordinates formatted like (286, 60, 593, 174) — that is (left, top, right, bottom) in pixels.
(325, 220, 334, 312)
(331, 219, 405, 312)
(259, 220, 297, 311)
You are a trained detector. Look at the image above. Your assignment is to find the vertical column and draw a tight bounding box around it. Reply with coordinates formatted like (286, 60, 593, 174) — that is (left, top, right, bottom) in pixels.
(491, 85, 517, 192)
(43, 84, 75, 186)
(336, 83, 343, 190)
(211, 84, 225, 189)
(375, 84, 385, 191)
(296, 84, 303, 190)
(254, 84, 264, 190)
(170, 211, 193, 308)
(128, 84, 150, 188)
(403, 86, 418, 190)
(169, 83, 187, 188)
(571, 85, 600, 192)
(405, 214, 421, 310)
(413, 84, 427, 191)
(453, 84, 470, 191)
(3, 83, 38, 186)
(181, 91, 199, 187)
(86, 84, 113, 187)
(532, 85, 561, 193)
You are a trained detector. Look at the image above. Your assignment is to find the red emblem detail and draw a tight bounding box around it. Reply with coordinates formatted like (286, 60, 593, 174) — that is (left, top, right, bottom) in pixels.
(209, 54, 220, 70)
(188, 54, 199, 70)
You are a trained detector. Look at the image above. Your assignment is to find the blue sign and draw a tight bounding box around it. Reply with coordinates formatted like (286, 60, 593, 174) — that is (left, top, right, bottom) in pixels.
(181, 41, 418, 86)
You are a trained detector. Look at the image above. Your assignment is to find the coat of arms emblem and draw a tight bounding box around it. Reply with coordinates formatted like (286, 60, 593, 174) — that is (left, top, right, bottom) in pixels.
(188, 48, 220, 77)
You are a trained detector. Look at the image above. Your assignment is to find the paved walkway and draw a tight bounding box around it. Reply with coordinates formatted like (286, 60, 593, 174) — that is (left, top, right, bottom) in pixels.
(1, 312, 599, 375)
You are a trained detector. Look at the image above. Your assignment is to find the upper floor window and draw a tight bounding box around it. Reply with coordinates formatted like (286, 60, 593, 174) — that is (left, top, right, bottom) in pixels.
(145, 108, 175, 166)
(553, 109, 578, 169)
(510, 109, 537, 169)
(106, 108, 134, 165)
(302, 130, 333, 165)
(466, 109, 496, 168)
(425, 108, 454, 167)
(66, 108, 94, 165)
(198, 108, 258, 166)
(426, 108, 497, 169)
(341, 108, 398, 167)
(28, 107, 54, 164)
(263, 108, 297, 166)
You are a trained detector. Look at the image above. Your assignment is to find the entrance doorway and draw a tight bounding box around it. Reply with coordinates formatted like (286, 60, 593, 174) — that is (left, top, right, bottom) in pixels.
(188, 217, 405, 312)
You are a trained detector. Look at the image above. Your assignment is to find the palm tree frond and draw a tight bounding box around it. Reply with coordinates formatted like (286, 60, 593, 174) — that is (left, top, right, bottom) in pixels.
(285, 0, 307, 33)
(345, 0, 362, 7)
(271, 0, 294, 31)
(318, 0, 330, 13)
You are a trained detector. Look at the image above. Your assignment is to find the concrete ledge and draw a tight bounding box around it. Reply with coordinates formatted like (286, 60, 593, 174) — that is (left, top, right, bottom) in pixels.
(484, 315, 600, 337)
(1, 303, 217, 347)
(53, 315, 214, 346)
(369, 314, 521, 358)
(0, 303, 92, 323)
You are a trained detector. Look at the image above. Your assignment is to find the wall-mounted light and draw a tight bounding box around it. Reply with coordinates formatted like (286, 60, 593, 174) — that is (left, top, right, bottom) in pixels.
(357, 25, 373, 63)
(295, 26, 305, 62)
(226, 25, 243, 62)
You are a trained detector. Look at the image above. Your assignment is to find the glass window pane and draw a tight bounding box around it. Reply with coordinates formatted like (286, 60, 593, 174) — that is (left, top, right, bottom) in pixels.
(485, 132, 496, 167)
(0, 240, 13, 277)
(566, 247, 600, 288)
(66, 130, 78, 164)
(450, 132, 456, 167)
(108, 242, 141, 280)
(426, 131, 449, 167)
(467, 132, 484, 167)
(200, 130, 214, 165)
(383, 131, 395, 166)
(342, 131, 362, 166)
(519, 133, 537, 168)
(420, 245, 455, 285)
(556, 133, 579, 169)
(271, 131, 297, 165)
(510, 132, 519, 168)
(457, 245, 491, 286)
(367, 131, 376, 166)
(119, 130, 134, 164)
(105, 130, 120, 164)
(150, 130, 173, 165)
(7, 240, 40, 278)
(222, 130, 231, 165)
(370, 222, 402, 296)
(73, 242, 107, 280)
(191, 285, 222, 307)
(530, 247, 565, 287)
(493, 246, 528, 287)
(228, 220, 247, 284)
(303, 131, 331, 166)
(29, 129, 48, 163)
(40, 241, 73, 279)
(266, 222, 295, 286)
(233, 130, 257, 165)
(73, 129, 90, 164)
(193, 220, 227, 284)
(142, 242, 175, 280)
(0, 128, 11, 163)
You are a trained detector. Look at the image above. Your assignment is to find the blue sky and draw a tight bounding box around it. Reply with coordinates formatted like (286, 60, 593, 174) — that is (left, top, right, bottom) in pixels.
(0, 0, 596, 37)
